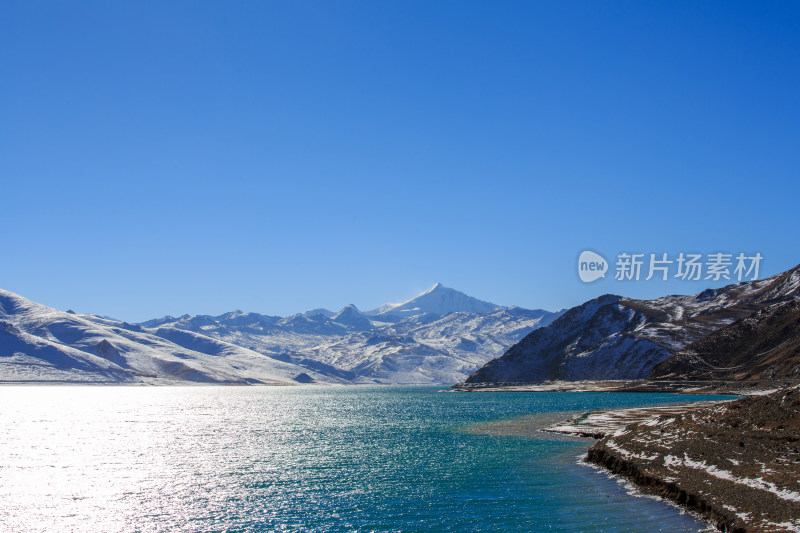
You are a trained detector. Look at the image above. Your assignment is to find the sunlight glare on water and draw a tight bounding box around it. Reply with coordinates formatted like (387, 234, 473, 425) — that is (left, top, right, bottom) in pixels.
(0, 386, 717, 532)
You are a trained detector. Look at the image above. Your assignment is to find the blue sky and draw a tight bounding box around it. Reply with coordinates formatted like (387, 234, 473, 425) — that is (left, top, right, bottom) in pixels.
(2, 1, 799, 321)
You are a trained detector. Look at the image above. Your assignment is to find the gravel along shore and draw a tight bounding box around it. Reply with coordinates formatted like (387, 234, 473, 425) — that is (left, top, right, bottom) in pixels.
(548, 387, 800, 532)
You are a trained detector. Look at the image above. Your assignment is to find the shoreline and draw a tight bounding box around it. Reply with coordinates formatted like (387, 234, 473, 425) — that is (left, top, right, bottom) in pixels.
(544, 389, 800, 532)
(542, 401, 730, 439)
(573, 455, 718, 533)
(452, 379, 795, 396)
(461, 398, 725, 531)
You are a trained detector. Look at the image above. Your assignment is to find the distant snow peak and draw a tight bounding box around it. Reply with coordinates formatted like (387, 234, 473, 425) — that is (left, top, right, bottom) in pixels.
(367, 283, 499, 318)
(331, 304, 372, 331)
(332, 304, 364, 320)
(301, 308, 335, 319)
(423, 282, 445, 293)
(365, 301, 401, 316)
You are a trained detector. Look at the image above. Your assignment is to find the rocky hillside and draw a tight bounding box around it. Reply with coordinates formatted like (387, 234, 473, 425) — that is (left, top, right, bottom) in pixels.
(587, 386, 800, 532)
(650, 298, 800, 382)
(464, 264, 800, 384)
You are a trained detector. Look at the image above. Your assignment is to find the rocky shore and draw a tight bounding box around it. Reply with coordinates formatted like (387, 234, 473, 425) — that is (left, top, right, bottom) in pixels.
(452, 379, 793, 395)
(550, 387, 800, 532)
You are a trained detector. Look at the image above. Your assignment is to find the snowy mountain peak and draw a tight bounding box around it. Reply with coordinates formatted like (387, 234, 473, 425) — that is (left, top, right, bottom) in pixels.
(423, 283, 445, 294)
(368, 283, 500, 318)
(331, 304, 372, 331)
(301, 308, 335, 319)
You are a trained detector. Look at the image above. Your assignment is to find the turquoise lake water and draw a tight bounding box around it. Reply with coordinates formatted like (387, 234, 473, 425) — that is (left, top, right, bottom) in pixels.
(0, 386, 730, 532)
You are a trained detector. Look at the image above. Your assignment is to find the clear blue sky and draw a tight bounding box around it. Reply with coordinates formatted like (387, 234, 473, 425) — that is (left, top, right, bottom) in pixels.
(2, 1, 799, 322)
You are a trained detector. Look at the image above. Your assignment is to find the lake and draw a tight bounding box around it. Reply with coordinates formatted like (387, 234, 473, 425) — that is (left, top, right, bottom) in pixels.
(0, 385, 726, 532)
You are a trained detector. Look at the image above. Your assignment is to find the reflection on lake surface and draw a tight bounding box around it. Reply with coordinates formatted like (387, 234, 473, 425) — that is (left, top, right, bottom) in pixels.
(0, 386, 717, 532)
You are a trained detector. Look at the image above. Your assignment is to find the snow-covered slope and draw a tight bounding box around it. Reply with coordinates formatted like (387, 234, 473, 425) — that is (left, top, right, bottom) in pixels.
(330, 304, 372, 331)
(0, 285, 562, 385)
(465, 264, 800, 384)
(137, 286, 561, 385)
(0, 289, 346, 385)
(140, 310, 281, 330)
(302, 308, 335, 319)
(365, 283, 500, 319)
(300, 307, 561, 384)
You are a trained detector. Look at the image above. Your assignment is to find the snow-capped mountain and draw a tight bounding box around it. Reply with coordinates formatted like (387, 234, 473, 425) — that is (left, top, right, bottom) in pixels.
(464, 264, 800, 384)
(0, 289, 347, 385)
(316, 306, 560, 384)
(141, 310, 281, 330)
(0, 285, 562, 385)
(365, 283, 500, 319)
(301, 308, 335, 319)
(142, 287, 561, 385)
(330, 304, 372, 331)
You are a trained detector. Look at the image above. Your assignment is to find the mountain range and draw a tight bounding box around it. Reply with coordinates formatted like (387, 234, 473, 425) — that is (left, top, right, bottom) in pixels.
(7, 264, 798, 388)
(0, 283, 562, 385)
(464, 264, 800, 385)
